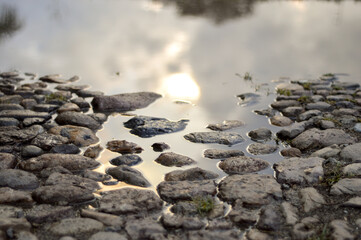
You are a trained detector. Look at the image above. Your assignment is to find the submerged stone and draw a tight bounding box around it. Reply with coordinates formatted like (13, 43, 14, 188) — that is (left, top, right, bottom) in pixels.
(184, 132, 244, 146)
(248, 128, 272, 142)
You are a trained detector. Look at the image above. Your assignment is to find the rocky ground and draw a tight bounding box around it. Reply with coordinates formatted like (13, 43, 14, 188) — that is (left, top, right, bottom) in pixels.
(0, 71, 360, 240)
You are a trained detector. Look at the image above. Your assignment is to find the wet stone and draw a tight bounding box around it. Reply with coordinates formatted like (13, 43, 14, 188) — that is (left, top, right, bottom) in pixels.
(55, 84, 89, 93)
(207, 120, 245, 131)
(23, 117, 48, 127)
(49, 125, 99, 147)
(32, 103, 59, 112)
(31, 133, 68, 150)
(25, 204, 75, 224)
(107, 166, 150, 187)
(165, 167, 219, 181)
(0, 125, 44, 145)
(83, 144, 103, 159)
(0, 218, 31, 232)
(330, 178, 361, 196)
(57, 102, 81, 113)
(71, 97, 91, 109)
(218, 156, 269, 175)
(299, 187, 325, 212)
(203, 149, 244, 159)
(306, 101, 332, 111)
(247, 143, 278, 155)
(0, 95, 22, 104)
(110, 154, 142, 166)
(248, 128, 272, 142)
(76, 89, 104, 98)
(151, 142, 170, 152)
(281, 106, 305, 118)
(319, 119, 335, 129)
(39, 75, 67, 84)
(80, 209, 125, 228)
(50, 143, 80, 154)
(88, 112, 107, 124)
(271, 100, 300, 110)
(270, 115, 293, 127)
(276, 121, 307, 139)
(341, 197, 361, 208)
(0, 117, 19, 127)
(81, 170, 111, 182)
(228, 203, 259, 227)
(298, 110, 322, 121)
(0, 109, 50, 120)
(21, 145, 43, 158)
(170, 201, 198, 216)
(0, 187, 34, 205)
(0, 169, 39, 190)
(49, 218, 104, 237)
(0, 103, 24, 111)
(332, 82, 360, 90)
(354, 123, 361, 133)
(89, 232, 127, 240)
(45, 172, 100, 192)
(184, 132, 244, 146)
(40, 166, 72, 178)
(243, 229, 272, 240)
(310, 145, 340, 159)
(125, 218, 166, 240)
(254, 108, 277, 117)
(0, 153, 16, 169)
(55, 111, 101, 130)
(106, 140, 143, 154)
(155, 152, 196, 167)
(256, 205, 282, 231)
(280, 148, 302, 158)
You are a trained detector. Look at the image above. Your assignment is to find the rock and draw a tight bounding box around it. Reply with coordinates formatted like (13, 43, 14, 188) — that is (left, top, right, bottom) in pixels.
(0, 117, 19, 127)
(274, 157, 324, 185)
(254, 108, 277, 117)
(256, 205, 282, 231)
(25, 204, 74, 224)
(0, 218, 31, 232)
(81, 170, 110, 182)
(21, 145, 43, 158)
(0, 187, 34, 205)
(76, 89, 104, 98)
(188, 230, 241, 240)
(31, 133, 69, 150)
(330, 220, 355, 240)
(207, 120, 244, 131)
(243, 229, 272, 240)
(182, 217, 206, 230)
(219, 156, 269, 174)
(292, 217, 319, 239)
(330, 178, 361, 195)
(298, 110, 322, 121)
(280, 148, 302, 158)
(0, 71, 19, 78)
(276, 83, 304, 92)
(39, 75, 67, 84)
(91, 92, 161, 112)
(107, 166, 150, 187)
(0, 205, 23, 218)
(45, 173, 100, 192)
(306, 101, 332, 111)
(228, 203, 259, 227)
(80, 209, 125, 227)
(32, 185, 95, 205)
(67, 75, 80, 82)
(299, 187, 325, 212)
(125, 218, 166, 240)
(0, 125, 44, 145)
(57, 103, 81, 113)
(237, 93, 260, 106)
(157, 180, 217, 203)
(0, 110, 50, 120)
(20, 154, 100, 172)
(343, 163, 361, 176)
(71, 97, 90, 109)
(33, 103, 59, 112)
(55, 112, 101, 130)
(110, 154, 142, 166)
(50, 218, 104, 237)
(247, 143, 278, 155)
(282, 106, 305, 118)
(0, 169, 39, 190)
(50, 144, 80, 154)
(342, 197, 361, 208)
(311, 145, 341, 159)
(333, 108, 360, 117)
(88, 113, 107, 124)
(165, 167, 219, 181)
(55, 84, 89, 93)
(203, 149, 244, 159)
(319, 120, 335, 129)
(281, 202, 298, 225)
(0, 103, 24, 111)
(340, 143, 361, 162)
(106, 140, 143, 154)
(49, 125, 99, 147)
(151, 142, 170, 152)
(124, 115, 188, 137)
(161, 213, 184, 228)
(170, 201, 198, 216)
(83, 144, 103, 158)
(270, 115, 293, 127)
(39, 166, 72, 178)
(354, 123, 361, 133)
(0, 153, 16, 169)
(271, 100, 300, 110)
(292, 128, 355, 150)
(218, 174, 282, 206)
(99, 188, 163, 215)
(155, 152, 196, 167)
(184, 132, 244, 146)
(248, 128, 272, 142)
(89, 232, 127, 240)
(332, 82, 360, 90)
(23, 117, 48, 127)
(0, 95, 22, 104)
(276, 122, 307, 139)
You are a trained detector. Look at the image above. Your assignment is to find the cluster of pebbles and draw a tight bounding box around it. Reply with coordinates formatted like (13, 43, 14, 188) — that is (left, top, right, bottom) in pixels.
(0, 71, 360, 240)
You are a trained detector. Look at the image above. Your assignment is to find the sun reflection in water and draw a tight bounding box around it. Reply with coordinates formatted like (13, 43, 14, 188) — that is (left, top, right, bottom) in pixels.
(162, 73, 200, 101)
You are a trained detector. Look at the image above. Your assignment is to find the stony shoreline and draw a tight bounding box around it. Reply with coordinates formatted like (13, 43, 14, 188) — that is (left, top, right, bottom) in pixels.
(0, 71, 360, 239)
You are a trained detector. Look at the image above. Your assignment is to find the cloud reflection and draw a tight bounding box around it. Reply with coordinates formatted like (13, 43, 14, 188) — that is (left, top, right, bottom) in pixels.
(161, 73, 200, 101)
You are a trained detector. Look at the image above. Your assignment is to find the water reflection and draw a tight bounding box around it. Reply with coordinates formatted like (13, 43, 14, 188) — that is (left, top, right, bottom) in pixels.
(161, 73, 200, 101)
(0, 5, 22, 40)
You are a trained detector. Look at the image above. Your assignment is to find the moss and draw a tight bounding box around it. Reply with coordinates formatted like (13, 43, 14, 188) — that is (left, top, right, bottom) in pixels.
(331, 85, 344, 91)
(191, 196, 215, 216)
(321, 162, 343, 187)
(45, 93, 67, 103)
(297, 95, 312, 104)
(243, 72, 252, 81)
(307, 224, 329, 240)
(322, 117, 341, 126)
(322, 73, 335, 78)
(301, 82, 311, 90)
(277, 89, 291, 96)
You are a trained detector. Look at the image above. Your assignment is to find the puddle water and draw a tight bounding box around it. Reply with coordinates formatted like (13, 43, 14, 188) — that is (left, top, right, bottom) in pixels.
(1, 0, 361, 191)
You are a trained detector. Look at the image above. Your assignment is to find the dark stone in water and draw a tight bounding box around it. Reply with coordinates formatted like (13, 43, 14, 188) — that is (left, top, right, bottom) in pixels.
(50, 144, 81, 154)
(237, 93, 261, 106)
(107, 166, 150, 187)
(184, 132, 244, 146)
(151, 142, 170, 152)
(110, 154, 142, 166)
(106, 140, 143, 154)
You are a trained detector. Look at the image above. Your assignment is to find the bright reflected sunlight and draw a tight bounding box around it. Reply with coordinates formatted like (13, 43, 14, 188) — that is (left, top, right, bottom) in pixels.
(162, 73, 200, 101)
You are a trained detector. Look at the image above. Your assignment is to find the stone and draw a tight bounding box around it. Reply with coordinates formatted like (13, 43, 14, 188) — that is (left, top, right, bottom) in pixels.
(55, 112, 101, 130)
(243, 229, 272, 240)
(282, 106, 305, 118)
(182, 217, 206, 230)
(292, 217, 319, 239)
(31, 133, 69, 150)
(354, 123, 361, 133)
(89, 232, 127, 240)
(310, 145, 341, 159)
(0, 95, 22, 104)
(106, 140, 143, 154)
(188, 230, 241, 240)
(57, 103, 81, 113)
(247, 143, 278, 155)
(228, 203, 259, 227)
(306, 101, 332, 111)
(50, 218, 104, 237)
(83, 144, 103, 158)
(76, 89, 104, 98)
(33, 103, 59, 112)
(170, 201, 198, 216)
(161, 213, 184, 228)
(203, 149, 244, 159)
(0, 153, 16, 169)
(55, 84, 89, 93)
(32, 185, 95, 205)
(39, 75, 67, 84)
(276, 83, 304, 92)
(0, 205, 23, 218)
(0, 103, 24, 111)
(218, 174, 282, 206)
(330, 178, 361, 195)
(45, 173, 100, 192)
(184, 132, 244, 146)
(332, 82, 360, 90)
(342, 197, 361, 208)
(124, 115, 188, 137)
(248, 128, 272, 142)
(20, 154, 100, 172)
(151, 142, 170, 152)
(237, 93, 260, 106)
(219, 156, 269, 174)
(0, 109, 50, 120)
(256, 205, 282, 231)
(71, 97, 90, 109)
(280, 148, 302, 158)
(330, 220, 355, 240)
(99, 188, 163, 215)
(270, 115, 293, 127)
(88, 113, 107, 124)
(50, 144, 80, 154)
(125, 218, 166, 240)
(281, 202, 298, 225)
(254, 108, 277, 117)
(23, 117, 48, 127)
(0, 218, 31, 232)
(333, 108, 360, 117)
(0, 125, 44, 145)
(155, 152, 196, 167)
(292, 128, 355, 150)
(0, 71, 19, 78)
(81, 170, 110, 182)
(157, 180, 217, 203)
(107, 166, 150, 187)
(298, 110, 322, 121)
(274, 157, 324, 185)
(277, 122, 307, 139)
(40, 166, 72, 178)
(25, 204, 74, 224)
(319, 120, 335, 129)
(165, 167, 219, 181)
(0, 187, 34, 205)
(207, 120, 244, 131)
(340, 143, 361, 162)
(49, 125, 99, 147)
(271, 100, 300, 110)
(299, 187, 325, 212)
(80, 209, 125, 227)
(0, 169, 39, 190)
(0, 117, 19, 126)
(110, 154, 142, 166)
(343, 163, 361, 176)
(91, 92, 161, 112)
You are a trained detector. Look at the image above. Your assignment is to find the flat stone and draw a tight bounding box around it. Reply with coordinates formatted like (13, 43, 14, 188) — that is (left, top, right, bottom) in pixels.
(31, 133, 69, 150)
(20, 154, 100, 172)
(89, 232, 127, 240)
(354, 123, 361, 133)
(340, 143, 361, 162)
(45, 172, 100, 192)
(310, 145, 341, 159)
(50, 218, 104, 237)
(33, 103, 59, 112)
(182, 217, 206, 230)
(254, 108, 277, 117)
(125, 218, 166, 240)
(280, 148, 302, 158)
(281, 202, 298, 225)
(0, 125, 44, 145)
(81, 170, 110, 182)
(91, 92, 162, 112)
(271, 100, 300, 110)
(184, 132, 244, 146)
(157, 180, 217, 203)
(55, 84, 89, 92)
(124, 115, 188, 137)
(151, 142, 170, 152)
(256, 205, 282, 231)
(161, 213, 184, 228)
(80, 209, 125, 227)
(71, 97, 90, 109)
(0, 117, 19, 126)
(0, 103, 24, 111)
(83, 144, 103, 158)
(40, 166, 72, 178)
(282, 106, 305, 118)
(25, 204, 74, 224)
(203, 149, 244, 159)
(248, 143, 278, 155)
(330, 178, 361, 195)
(187, 230, 241, 240)
(218, 174, 282, 206)
(39, 75, 67, 84)
(319, 120, 335, 129)
(342, 197, 361, 208)
(332, 82, 360, 90)
(219, 156, 269, 174)
(0, 71, 19, 78)
(0, 109, 50, 120)
(49, 125, 99, 147)
(207, 120, 244, 131)
(276, 83, 304, 92)
(300, 187, 325, 212)
(76, 89, 104, 98)
(0, 153, 16, 169)
(170, 201, 198, 216)
(50, 143, 81, 154)
(0, 95, 22, 104)
(243, 229, 272, 240)
(0, 205, 23, 218)
(292, 217, 319, 239)
(330, 220, 355, 240)
(0, 187, 34, 205)
(106, 140, 143, 154)
(306, 101, 332, 111)
(55, 112, 101, 130)
(21, 145, 44, 158)
(298, 110, 322, 121)
(333, 108, 360, 117)
(0, 169, 39, 190)
(343, 163, 361, 177)
(0, 218, 31, 232)
(276, 121, 307, 139)
(155, 152, 196, 167)
(274, 157, 324, 185)
(228, 203, 259, 227)
(110, 154, 142, 166)
(23, 117, 48, 127)
(248, 128, 272, 142)
(270, 115, 293, 127)
(107, 166, 150, 187)
(165, 167, 219, 181)
(99, 188, 163, 215)
(57, 103, 81, 113)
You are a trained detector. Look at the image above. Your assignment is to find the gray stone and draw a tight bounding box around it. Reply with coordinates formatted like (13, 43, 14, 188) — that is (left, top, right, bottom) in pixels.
(218, 174, 282, 206)
(91, 92, 161, 112)
(0, 153, 16, 169)
(298, 110, 322, 121)
(281, 202, 298, 225)
(39, 75, 67, 84)
(342, 197, 361, 208)
(45, 173, 100, 192)
(354, 123, 361, 133)
(306, 101, 332, 111)
(23, 117, 48, 127)
(274, 157, 324, 185)
(89, 232, 127, 240)
(155, 152, 196, 167)
(25, 204, 74, 224)
(292, 217, 319, 239)
(157, 180, 217, 203)
(311, 145, 341, 159)
(76, 89, 104, 98)
(31, 133, 69, 150)
(300, 187, 325, 212)
(0, 117, 19, 126)
(170, 201, 198, 216)
(55, 111, 101, 130)
(50, 144, 80, 154)
(151, 142, 170, 152)
(182, 217, 206, 230)
(107, 166, 150, 187)
(50, 218, 104, 237)
(80, 209, 125, 227)
(219, 156, 269, 174)
(0, 169, 39, 190)
(0, 103, 24, 111)
(21, 145, 43, 158)
(248, 143, 278, 155)
(256, 205, 282, 231)
(88, 113, 107, 124)
(39, 166, 72, 178)
(330, 220, 355, 240)
(276, 83, 304, 92)
(99, 188, 163, 215)
(71, 97, 90, 109)
(332, 82, 360, 90)
(0, 109, 50, 120)
(203, 149, 244, 159)
(33, 103, 59, 112)
(83, 144, 103, 159)
(55, 84, 89, 93)
(106, 140, 143, 154)
(280, 148, 302, 158)
(340, 143, 361, 162)
(161, 213, 184, 228)
(188, 230, 241, 240)
(270, 115, 293, 127)
(165, 167, 219, 181)
(184, 132, 244, 146)
(243, 229, 272, 240)
(125, 218, 166, 240)
(320, 120, 335, 129)
(49, 125, 99, 147)
(81, 170, 110, 182)
(0, 71, 19, 78)
(0, 125, 44, 145)
(207, 120, 244, 131)
(282, 106, 305, 118)
(330, 178, 361, 195)
(254, 108, 277, 117)
(0, 218, 31, 232)
(248, 128, 272, 142)
(57, 103, 81, 113)
(271, 100, 300, 110)
(0, 205, 23, 218)
(110, 154, 142, 166)
(277, 121, 307, 139)
(0, 187, 34, 205)
(0, 95, 22, 104)
(228, 202, 259, 227)
(343, 163, 361, 177)
(333, 108, 360, 117)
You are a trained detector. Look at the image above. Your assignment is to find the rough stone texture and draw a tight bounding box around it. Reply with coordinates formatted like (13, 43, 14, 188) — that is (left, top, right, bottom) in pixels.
(20, 154, 100, 172)
(243, 229, 272, 240)
(298, 110, 322, 121)
(0, 169, 39, 190)
(271, 100, 300, 110)
(124, 115, 188, 137)
(306, 101, 332, 111)
(33, 103, 59, 112)
(280, 148, 302, 158)
(330, 178, 361, 196)
(89, 232, 127, 240)
(31, 133, 69, 150)
(292, 128, 355, 151)
(0, 218, 31, 232)
(55, 111, 101, 130)
(184, 132, 244, 146)
(55, 84, 89, 93)
(256, 205, 282, 231)
(39, 166, 72, 178)
(25, 204, 74, 224)
(0, 152, 16, 169)
(281, 202, 298, 225)
(91, 92, 161, 112)
(340, 143, 361, 162)
(274, 157, 324, 185)
(0, 109, 50, 120)
(300, 187, 325, 212)
(203, 149, 244, 159)
(161, 213, 184, 228)
(342, 163, 361, 177)
(0, 205, 24, 218)
(50, 218, 104, 237)
(155, 152, 196, 167)
(0, 187, 34, 205)
(341, 197, 361, 208)
(228, 202, 259, 227)
(106, 140, 143, 154)
(151, 142, 170, 152)
(247, 143, 278, 155)
(0, 125, 44, 145)
(45, 172, 100, 192)
(157, 180, 217, 203)
(0, 117, 19, 127)
(80, 209, 125, 227)
(164, 167, 219, 181)
(49, 125, 99, 147)
(219, 156, 269, 174)
(188, 230, 241, 240)
(270, 115, 293, 127)
(71, 97, 90, 109)
(354, 123, 361, 133)
(22, 145, 44, 158)
(83, 144, 103, 159)
(81, 170, 110, 182)
(311, 145, 341, 159)
(57, 103, 81, 113)
(282, 106, 305, 118)
(99, 188, 163, 215)
(254, 108, 277, 117)
(330, 220, 355, 240)
(292, 217, 319, 239)
(277, 122, 307, 139)
(107, 166, 150, 187)
(50, 143, 80, 154)
(218, 174, 282, 206)
(276, 83, 304, 92)
(207, 120, 244, 131)
(125, 218, 166, 240)
(109, 154, 142, 166)
(76, 89, 104, 98)
(248, 128, 272, 142)
(0, 103, 24, 111)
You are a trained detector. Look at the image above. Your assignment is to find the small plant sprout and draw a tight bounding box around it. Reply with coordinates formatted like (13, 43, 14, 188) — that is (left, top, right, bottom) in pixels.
(297, 95, 312, 104)
(277, 88, 291, 96)
(45, 93, 67, 103)
(244, 72, 252, 81)
(191, 196, 215, 216)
